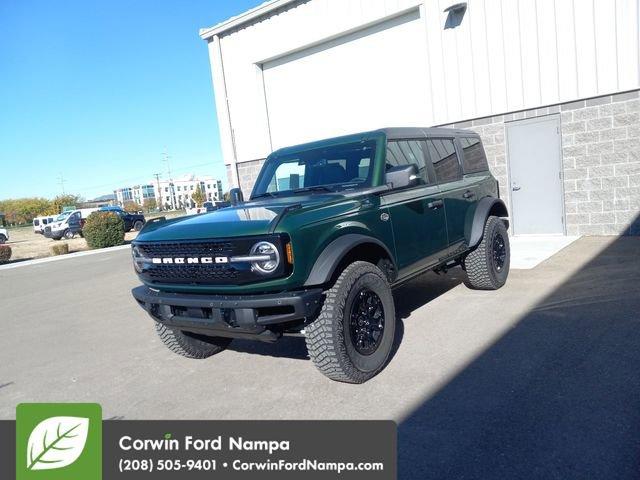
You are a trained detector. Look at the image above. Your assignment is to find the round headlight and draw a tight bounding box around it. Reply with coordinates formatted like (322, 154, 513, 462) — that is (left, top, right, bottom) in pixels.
(250, 241, 280, 274)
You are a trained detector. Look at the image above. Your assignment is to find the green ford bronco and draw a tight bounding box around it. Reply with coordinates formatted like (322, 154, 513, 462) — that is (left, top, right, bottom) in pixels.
(131, 128, 510, 383)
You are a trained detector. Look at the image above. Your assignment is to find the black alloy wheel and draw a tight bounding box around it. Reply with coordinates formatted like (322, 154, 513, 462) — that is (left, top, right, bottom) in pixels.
(492, 232, 506, 272)
(349, 288, 385, 355)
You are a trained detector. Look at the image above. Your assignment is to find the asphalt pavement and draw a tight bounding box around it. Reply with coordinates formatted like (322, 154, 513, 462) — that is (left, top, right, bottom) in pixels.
(1, 236, 638, 479)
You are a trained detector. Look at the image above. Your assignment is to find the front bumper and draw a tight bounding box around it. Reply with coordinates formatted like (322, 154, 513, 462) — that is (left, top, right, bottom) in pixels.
(131, 286, 323, 342)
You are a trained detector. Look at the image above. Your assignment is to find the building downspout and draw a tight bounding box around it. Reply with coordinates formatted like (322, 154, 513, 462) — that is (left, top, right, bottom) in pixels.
(208, 35, 240, 188)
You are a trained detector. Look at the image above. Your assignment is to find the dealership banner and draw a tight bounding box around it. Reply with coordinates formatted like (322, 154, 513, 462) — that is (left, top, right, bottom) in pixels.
(1, 404, 396, 479)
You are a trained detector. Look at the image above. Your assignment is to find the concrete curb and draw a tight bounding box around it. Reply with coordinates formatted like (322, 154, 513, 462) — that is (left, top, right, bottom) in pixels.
(0, 244, 130, 271)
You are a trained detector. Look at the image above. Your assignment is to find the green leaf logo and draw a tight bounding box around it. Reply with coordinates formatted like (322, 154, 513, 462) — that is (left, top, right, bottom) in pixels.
(26, 416, 89, 471)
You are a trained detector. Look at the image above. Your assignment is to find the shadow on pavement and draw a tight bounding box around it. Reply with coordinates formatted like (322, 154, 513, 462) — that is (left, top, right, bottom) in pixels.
(399, 233, 640, 479)
(228, 270, 463, 361)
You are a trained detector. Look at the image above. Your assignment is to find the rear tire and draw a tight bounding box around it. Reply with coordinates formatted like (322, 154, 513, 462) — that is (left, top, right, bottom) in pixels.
(305, 261, 396, 383)
(155, 323, 232, 359)
(133, 220, 144, 231)
(0, 234, 6, 244)
(463, 215, 510, 290)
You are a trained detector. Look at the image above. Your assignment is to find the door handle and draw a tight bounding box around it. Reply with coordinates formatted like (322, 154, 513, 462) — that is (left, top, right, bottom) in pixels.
(427, 199, 444, 210)
(462, 190, 475, 199)
(512, 184, 521, 191)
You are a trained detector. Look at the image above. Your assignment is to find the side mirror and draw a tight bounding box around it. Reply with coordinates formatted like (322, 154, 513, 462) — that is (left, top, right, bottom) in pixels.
(385, 164, 420, 190)
(229, 187, 244, 206)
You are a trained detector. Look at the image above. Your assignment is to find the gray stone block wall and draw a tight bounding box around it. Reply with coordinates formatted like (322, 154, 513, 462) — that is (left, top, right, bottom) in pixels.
(226, 159, 266, 198)
(453, 89, 640, 236)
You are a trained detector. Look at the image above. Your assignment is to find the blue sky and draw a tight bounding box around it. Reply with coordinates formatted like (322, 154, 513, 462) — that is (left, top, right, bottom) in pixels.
(0, 0, 262, 201)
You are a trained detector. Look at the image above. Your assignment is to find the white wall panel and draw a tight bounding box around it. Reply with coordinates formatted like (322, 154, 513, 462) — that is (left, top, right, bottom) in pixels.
(468, 0, 492, 116)
(595, 0, 619, 93)
(484, 0, 508, 114)
(501, 0, 525, 111)
(519, 0, 542, 107)
(537, 0, 560, 105)
(617, 0, 640, 90)
(207, 0, 640, 166)
(574, 0, 599, 96)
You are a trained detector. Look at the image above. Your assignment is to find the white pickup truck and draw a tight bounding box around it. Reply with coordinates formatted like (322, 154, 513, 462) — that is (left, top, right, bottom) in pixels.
(0, 227, 8, 244)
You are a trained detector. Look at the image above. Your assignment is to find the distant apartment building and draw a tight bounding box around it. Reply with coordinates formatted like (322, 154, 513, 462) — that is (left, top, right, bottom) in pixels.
(114, 174, 223, 210)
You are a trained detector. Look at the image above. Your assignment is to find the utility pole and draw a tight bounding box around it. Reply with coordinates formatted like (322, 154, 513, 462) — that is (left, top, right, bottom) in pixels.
(153, 173, 163, 211)
(162, 148, 176, 210)
(57, 173, 66, 195)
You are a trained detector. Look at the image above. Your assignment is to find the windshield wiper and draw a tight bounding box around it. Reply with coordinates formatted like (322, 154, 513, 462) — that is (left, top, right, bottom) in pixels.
(251, 192, 279, 200)
(292, 185, 334, 194)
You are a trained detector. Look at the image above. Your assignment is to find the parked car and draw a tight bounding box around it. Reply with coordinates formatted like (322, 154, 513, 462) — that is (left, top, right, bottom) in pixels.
(0, 227, 8, 244)
(44, 208, 99, 240)
(114, 210, 146, 232)
(33, 216, 56, 234)
(131, 128, 510, 383)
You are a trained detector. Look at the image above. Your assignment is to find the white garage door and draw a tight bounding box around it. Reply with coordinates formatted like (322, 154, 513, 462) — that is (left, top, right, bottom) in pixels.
(263, 9, 430, 149)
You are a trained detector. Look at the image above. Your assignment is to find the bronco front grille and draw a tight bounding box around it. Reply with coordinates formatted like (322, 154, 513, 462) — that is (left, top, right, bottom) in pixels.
(133, 236, 288, 286)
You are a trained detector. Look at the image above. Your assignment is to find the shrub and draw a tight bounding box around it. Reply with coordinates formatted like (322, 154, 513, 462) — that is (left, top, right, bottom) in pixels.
(0, 245, 11, 263)
(83, 212, 125, 249)
(50, 243, 69, 256)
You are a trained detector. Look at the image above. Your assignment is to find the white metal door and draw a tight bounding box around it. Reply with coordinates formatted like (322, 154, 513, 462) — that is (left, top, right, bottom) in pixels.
(261, 8, 429, 149)
(507, 116, 564, 235)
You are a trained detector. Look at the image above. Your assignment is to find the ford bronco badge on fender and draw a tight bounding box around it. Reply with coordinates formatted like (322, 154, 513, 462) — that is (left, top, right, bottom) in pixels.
(131, 128, 510, 383)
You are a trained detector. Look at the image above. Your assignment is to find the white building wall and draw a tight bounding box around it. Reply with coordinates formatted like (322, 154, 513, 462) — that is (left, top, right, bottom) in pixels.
(204, 0, 640, 171)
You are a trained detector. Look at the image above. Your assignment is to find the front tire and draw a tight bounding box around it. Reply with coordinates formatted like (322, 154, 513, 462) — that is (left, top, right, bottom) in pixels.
(155, 323, 232, 359)
(305, 261, 396, 383)
(63, 229, 75, 240)
(0, 234, 6, 244)
(463, 215, 510, 290)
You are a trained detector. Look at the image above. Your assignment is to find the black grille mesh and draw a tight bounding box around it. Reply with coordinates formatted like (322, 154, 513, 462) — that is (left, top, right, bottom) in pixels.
(134, 236, 285, 285)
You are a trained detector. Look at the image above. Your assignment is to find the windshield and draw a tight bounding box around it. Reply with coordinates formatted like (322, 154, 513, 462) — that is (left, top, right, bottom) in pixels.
(251, 140, 376, 198)
(56, 212, 71, 222)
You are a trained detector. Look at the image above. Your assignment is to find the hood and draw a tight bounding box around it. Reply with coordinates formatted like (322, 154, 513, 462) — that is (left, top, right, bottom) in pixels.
(135, 195, 337, 242)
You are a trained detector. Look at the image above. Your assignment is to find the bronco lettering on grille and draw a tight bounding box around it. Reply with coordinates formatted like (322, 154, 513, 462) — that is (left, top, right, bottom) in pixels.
(151, 257, 229, 264)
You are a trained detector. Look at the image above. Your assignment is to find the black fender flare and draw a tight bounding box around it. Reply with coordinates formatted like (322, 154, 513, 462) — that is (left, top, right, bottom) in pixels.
(468, 197, 509, 248)
(303, 234, 395, 287)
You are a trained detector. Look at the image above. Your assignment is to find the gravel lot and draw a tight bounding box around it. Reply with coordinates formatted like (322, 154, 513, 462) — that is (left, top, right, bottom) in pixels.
(3, 225, 139, 262)
(3, 211, 185, 262)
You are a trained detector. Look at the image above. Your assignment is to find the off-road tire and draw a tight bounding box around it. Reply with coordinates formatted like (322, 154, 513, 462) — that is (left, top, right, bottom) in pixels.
(463, 215, 510, 290)
(155, 323, 232, 359)
(63, 229, 74, 240)
(305, 261, 396, 383)
(133, 220, 144, 231)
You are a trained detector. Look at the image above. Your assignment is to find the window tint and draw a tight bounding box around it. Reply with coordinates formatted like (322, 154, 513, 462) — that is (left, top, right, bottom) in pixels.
(460, 137, 488, 173)
(426, 138, 461, 183)
(385, 140, 433, 185)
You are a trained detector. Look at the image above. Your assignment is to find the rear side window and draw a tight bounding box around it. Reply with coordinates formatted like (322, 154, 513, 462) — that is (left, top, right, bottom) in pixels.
(460, 137, 488, 173)
(386, 140, 434, 185)
(426, 138, 461, 184)
(34, 219, 40, 226)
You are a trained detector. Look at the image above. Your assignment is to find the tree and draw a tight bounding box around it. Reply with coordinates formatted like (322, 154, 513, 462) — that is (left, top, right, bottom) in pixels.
(142, 197, 157, 213)
(191, 184, 206, 207)
(0, 197, 55, 225)
(52, 194, 83, 214)
(123, 200, 142, 213)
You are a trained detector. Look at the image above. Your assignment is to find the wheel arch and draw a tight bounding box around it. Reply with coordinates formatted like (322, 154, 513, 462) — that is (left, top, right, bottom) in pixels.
(468, 197, 509, 248)
(303, 234, 396, 287)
